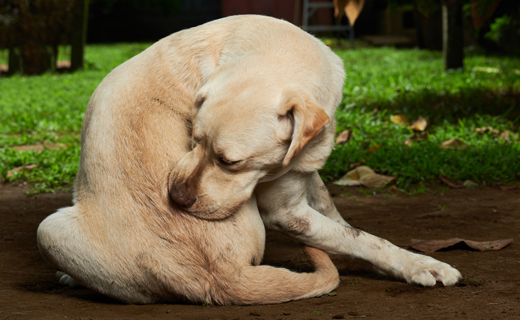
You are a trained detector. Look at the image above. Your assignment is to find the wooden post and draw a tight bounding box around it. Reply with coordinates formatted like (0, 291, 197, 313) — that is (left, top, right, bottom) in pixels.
(70, 0, 89, 71)
(442, 0, 464, 70)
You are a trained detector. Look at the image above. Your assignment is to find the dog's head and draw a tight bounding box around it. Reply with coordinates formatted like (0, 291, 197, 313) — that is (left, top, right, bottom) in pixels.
(168, 68, 332, 220)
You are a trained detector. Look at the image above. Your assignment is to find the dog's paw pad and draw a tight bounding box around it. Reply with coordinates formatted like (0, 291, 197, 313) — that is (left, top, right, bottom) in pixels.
(56, 271, 79, 288)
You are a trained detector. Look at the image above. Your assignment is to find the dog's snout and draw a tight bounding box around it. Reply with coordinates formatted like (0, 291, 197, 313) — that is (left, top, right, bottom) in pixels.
(169, 182, 196, 208)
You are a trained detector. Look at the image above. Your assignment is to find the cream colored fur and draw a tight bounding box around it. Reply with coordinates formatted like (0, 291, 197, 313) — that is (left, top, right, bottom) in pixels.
(37, 15, 460, 305)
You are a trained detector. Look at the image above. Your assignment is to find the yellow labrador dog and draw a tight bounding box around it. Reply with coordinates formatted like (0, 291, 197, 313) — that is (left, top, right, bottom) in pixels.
(37, 15, 461, 305)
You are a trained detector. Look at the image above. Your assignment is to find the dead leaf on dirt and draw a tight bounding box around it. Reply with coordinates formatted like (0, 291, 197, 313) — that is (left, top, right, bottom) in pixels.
(410, 238, 513, 253)
(327, 291, 337, 296)
(499, 185, 520, 191)
(7, 164, 38, 178)
(409, 117, 427, 131)
(440, 138, 467, 149)
(405, 132, 429, 147)
(336, 130, 351, 145)
(10, 143, 66, 151)
(334, 165, 395, 188)
(463, 180, 479, 188)
(390, 114, 408, 126)
(474, 126, 499, 136)
(366, 144, 380, 154)
(439, 174, 464, 189)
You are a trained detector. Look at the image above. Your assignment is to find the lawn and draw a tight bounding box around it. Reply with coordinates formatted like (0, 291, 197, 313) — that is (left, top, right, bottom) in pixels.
(1, 43, 519, 193)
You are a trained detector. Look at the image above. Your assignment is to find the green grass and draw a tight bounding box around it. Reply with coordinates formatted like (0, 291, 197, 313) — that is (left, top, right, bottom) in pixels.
(0, 43, 519, 193)
(321, 47, 520, 188)
(0, 44, 151, 193)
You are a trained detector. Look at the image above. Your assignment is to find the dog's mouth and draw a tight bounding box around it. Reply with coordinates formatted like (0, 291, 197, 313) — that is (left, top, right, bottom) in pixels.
(169, 192, 245, 221)
(169, 200, 233, 221)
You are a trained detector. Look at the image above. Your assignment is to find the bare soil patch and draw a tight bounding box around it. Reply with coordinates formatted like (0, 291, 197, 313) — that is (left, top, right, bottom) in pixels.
(1, 183, 519, 319)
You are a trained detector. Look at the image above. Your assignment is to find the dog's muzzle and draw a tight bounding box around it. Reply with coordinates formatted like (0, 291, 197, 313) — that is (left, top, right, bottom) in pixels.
(169, 182, 196, 208)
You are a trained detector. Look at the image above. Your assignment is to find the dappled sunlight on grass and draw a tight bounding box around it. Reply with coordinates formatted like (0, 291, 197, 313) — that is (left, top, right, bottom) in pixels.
(0, 43, 519, 192)
(321, 48, 520, 187)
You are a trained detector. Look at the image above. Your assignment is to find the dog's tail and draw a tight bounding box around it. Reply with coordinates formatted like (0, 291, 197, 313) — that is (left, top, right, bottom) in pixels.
(213, 245, 339, 305)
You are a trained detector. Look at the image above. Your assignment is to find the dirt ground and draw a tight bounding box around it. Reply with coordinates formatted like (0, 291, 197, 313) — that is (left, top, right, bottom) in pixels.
(1, 182, 519, 320)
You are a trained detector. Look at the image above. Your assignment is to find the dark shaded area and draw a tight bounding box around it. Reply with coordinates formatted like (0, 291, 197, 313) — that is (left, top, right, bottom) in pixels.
(376, 86, 520, 126)
(87, 0, 221, 43)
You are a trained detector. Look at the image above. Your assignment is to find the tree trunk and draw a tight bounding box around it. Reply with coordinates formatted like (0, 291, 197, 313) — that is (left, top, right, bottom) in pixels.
(442, 0, 464, 70)
(71, 0, 89, 71)
(7, 48, 22, 75)
(21, 41, 52, 75)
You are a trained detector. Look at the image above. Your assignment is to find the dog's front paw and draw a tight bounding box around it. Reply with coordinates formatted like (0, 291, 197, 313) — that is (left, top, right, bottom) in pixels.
(56, 271, 80, 288)
(404, 254, 462, 287)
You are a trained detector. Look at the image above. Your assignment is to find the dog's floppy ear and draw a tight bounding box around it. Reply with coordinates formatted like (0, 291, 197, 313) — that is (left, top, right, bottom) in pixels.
(277, 87, 330, 167)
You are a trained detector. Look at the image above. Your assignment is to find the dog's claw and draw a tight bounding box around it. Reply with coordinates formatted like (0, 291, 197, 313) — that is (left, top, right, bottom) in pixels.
(56, 271, 80, 288)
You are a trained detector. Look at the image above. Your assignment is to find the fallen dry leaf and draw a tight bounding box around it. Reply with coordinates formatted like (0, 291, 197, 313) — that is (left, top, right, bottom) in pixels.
(440, 138, 467, 149)
(7, 164, 38, 178)
(387, 185, 399, 192)
(499, 185, 520, 191)
(11, 145, 44, 151)
(334, 165, 395, 188)
(499, 130, 510, 141)
(409, 117, 427, 131)
(390, 114, 409, 126)
(410, 238, 513, 253)
(336, 130, 351, 145)
(474, 126, 499, 136)
(10, 143, 66, 151)
(404, 132, 429, 147)
(366, 144, 380, 154)
(439, 174, 464, 189)
(463, 180, 479, 188)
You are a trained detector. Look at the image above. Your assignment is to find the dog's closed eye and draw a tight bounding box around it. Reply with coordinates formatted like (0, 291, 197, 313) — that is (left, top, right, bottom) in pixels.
(218, 156, 241, 166)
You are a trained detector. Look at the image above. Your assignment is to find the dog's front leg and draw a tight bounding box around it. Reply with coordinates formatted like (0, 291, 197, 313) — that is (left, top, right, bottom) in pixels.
(306, 171, 350, 227)
(256, 171, 461, 287)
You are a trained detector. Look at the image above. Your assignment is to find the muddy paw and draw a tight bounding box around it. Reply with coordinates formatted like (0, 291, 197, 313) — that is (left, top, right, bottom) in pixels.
(406, 255, 462, 287)
(56, 271, 80, 288)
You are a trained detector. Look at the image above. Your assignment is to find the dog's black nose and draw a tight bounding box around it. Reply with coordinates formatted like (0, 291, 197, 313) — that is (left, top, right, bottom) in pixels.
(169, 183, 196, 208)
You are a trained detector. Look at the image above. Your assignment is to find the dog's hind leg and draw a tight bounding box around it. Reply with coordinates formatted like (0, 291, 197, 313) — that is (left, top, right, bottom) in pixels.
(37, 206, 156, 303)
(215, 246, 339, 305)
(56, 271, 80, 288)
